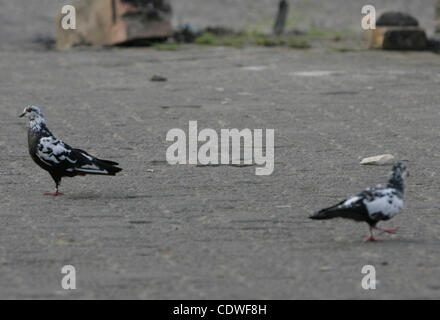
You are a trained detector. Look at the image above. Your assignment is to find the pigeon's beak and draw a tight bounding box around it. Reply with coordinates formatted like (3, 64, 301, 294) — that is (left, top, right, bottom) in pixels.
(19, 112, 26, 118)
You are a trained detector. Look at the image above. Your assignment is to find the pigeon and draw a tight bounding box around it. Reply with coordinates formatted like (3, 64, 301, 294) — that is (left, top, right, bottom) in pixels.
(309, 163, 408, 242)
(19, 106, 122, 196)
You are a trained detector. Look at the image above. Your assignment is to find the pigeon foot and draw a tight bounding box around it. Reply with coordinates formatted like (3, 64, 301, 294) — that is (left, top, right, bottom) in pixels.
(364, 235, 381, 242)
(379, 228, 397, 235)
(44, 191, 64, 196)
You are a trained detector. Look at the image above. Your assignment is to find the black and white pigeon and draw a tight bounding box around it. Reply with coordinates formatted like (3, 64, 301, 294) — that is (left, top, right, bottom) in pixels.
(309, 163, 408, 242)
(20, 106, 122, 196)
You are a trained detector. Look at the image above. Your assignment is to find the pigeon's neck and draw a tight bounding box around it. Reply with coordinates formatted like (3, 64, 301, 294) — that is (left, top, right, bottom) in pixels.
(29, 115, 51, 136)
(387, 174, 404, 194)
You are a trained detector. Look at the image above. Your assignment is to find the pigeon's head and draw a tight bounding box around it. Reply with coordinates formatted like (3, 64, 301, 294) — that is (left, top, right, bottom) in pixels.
(392, 162, 408, 179)
(19, 106, 43, 120)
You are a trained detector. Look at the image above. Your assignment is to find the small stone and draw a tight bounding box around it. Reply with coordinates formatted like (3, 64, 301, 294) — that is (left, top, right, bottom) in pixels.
(150, 75, 167, 82)
(319, 266, 332, 272)
(360, 154, 395, 165)
(242, 66, 268, 71)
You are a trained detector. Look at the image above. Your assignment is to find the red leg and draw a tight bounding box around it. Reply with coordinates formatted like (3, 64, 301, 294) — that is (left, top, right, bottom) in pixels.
(364, 235, 381, 242)
(364, 227, 381, 242)
(379, 228, 397, 235)
(44, 191, 64, 196)
(44, 183, 63, 196)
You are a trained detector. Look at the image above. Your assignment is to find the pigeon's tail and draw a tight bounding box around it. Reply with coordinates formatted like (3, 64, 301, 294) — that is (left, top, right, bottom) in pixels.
(96, 158, 121, 168)
(73, 159, 122, 176)
(93, 158, 123, 176)
(309, 205, 353, 220)
(72, 149, 122, 176)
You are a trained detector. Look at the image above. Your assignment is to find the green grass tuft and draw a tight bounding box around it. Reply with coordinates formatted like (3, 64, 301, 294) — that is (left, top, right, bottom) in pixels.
(152, 43, 179, 51)
(194, 31, 312, 50)
(194, 32, 216, 45)
(288, 38, 311, 49)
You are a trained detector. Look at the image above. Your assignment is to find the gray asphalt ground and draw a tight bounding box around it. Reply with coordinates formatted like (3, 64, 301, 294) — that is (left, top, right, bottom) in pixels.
(1, 1, 440, 299)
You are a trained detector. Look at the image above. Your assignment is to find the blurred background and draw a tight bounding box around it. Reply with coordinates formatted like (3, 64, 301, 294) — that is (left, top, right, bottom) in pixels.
(0, 0, 436, 50)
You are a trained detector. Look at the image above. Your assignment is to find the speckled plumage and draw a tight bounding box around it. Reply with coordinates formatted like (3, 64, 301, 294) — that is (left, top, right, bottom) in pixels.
(310, 163, 408, 241)
(21, 106, 122, 195)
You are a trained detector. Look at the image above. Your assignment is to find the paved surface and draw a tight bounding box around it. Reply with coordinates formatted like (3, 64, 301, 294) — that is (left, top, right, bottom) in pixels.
(1, 0, 440, 300)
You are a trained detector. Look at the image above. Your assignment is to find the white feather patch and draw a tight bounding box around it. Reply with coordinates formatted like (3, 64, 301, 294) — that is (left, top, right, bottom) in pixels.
(364, 189, 403, 218)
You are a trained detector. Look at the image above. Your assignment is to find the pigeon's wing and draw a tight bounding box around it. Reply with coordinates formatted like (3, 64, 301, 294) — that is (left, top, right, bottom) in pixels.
(361, 188, 403, 221)
(36, 136, 78, 168)
(36, 136, 115, 175)
(310, 194, 367, 221)
(329, 184, 390, 211)
(340, 195, 364, 208)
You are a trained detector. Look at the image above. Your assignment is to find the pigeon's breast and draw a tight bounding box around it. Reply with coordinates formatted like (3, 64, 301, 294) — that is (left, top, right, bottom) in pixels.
(28, 128, 42, 154)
